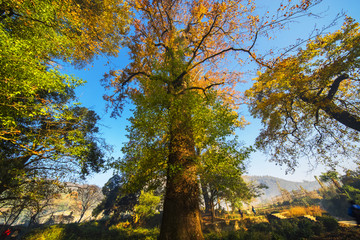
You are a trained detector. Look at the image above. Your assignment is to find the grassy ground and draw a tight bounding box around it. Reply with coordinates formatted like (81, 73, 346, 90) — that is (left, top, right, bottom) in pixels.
(19, 215, 360, 240)
(18, 205, 360, 240)
(21, 221, 159, 240)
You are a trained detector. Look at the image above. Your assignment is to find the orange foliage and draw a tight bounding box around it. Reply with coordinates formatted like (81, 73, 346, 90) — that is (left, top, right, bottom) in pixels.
(284, 206, 324, 218)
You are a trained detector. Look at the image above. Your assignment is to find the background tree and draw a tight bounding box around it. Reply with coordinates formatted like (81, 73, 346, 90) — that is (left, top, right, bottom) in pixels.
(102, 0, 318, 238)
(25, 180, 64, 227)
(0, 179, 63, 233)
(72, 184, 103, 223)
(92, 175, 138, 224)
(199, 139, 255, 221)
(342, 168, 360, 202)
(318, 168, 360, 219)
(320, 171, 343, 192)
(246, 17, 360, 171)
(0, 98, 108, 204)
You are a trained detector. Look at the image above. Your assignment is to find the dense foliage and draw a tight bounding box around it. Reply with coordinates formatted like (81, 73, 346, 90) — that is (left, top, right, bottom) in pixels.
(0, 0, 131, 228)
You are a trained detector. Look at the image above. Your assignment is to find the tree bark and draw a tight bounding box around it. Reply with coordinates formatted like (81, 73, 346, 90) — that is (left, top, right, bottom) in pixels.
(201, 182, 211, 215)
(159, 97, 204, 240)
(210, 200, 216, 223)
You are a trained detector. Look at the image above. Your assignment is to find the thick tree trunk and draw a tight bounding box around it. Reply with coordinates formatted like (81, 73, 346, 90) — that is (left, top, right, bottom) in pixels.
(160, 164, 203, 240)
(159, 98, 204, 240)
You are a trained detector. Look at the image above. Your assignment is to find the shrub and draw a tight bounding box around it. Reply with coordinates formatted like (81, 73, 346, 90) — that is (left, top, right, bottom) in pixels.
(204, 229, 249, 240)
(273, 219, 299, 239)
(297, 219, 315, 238)
(249, 222, 271, 232)
(306, 205, 325, 217)
(133, 190, 161, 225)
(226, 230, 246, 239)
(317, 215, 339, 232)
(204, 231, 223, 240)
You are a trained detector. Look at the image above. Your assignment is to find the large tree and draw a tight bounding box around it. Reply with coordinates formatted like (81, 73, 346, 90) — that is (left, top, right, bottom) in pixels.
(103, 0, 319, 239)
(246, 17, 360, 171)
(0, 0, 131, 216)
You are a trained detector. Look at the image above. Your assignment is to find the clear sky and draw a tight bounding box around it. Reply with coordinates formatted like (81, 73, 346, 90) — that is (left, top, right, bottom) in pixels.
(63, 0, 360, 187)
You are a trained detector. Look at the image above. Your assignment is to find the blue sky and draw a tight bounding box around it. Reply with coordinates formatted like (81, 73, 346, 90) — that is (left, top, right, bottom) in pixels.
(63, 0, 360, 187)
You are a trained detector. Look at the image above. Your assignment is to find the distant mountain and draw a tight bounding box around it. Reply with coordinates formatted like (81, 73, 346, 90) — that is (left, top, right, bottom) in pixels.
(244, 175, 322, 203)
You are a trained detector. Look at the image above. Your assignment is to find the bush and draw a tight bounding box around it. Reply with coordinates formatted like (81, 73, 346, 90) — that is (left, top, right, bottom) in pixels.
(249, 217, 328, 240)
(204, 231, 220, 240)
(249, 222, 271, 232)
(297, 219, 315, 238)
(317, 215, 339, 232)
(274, 219, 299, 239)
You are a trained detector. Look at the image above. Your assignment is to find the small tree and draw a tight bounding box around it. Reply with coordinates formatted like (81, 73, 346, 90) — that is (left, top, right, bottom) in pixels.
(73, 185, 103, 223)
(133, 190, 161, 226)
(92, 175, 138, 224)
(199, 140, 258, 221)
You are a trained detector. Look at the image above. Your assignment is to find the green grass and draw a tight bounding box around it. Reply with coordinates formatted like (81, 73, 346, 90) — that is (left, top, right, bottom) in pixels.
(23, 221, 159, 240)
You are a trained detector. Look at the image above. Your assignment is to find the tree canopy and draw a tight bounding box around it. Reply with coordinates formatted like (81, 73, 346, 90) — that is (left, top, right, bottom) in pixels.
(0, 0, 131, 221)
(0, 0, 131, 65)
(246, 17, 360, 171)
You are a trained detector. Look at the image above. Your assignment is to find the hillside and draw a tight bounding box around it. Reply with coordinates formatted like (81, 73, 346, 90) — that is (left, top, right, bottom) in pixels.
(245, 175, 322, 203)
(1, 176, 323, 226)
(0, 183, 103, 226)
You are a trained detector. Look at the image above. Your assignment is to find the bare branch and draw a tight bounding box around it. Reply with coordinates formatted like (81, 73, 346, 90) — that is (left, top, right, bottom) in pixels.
(189, 14, 219, 67)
